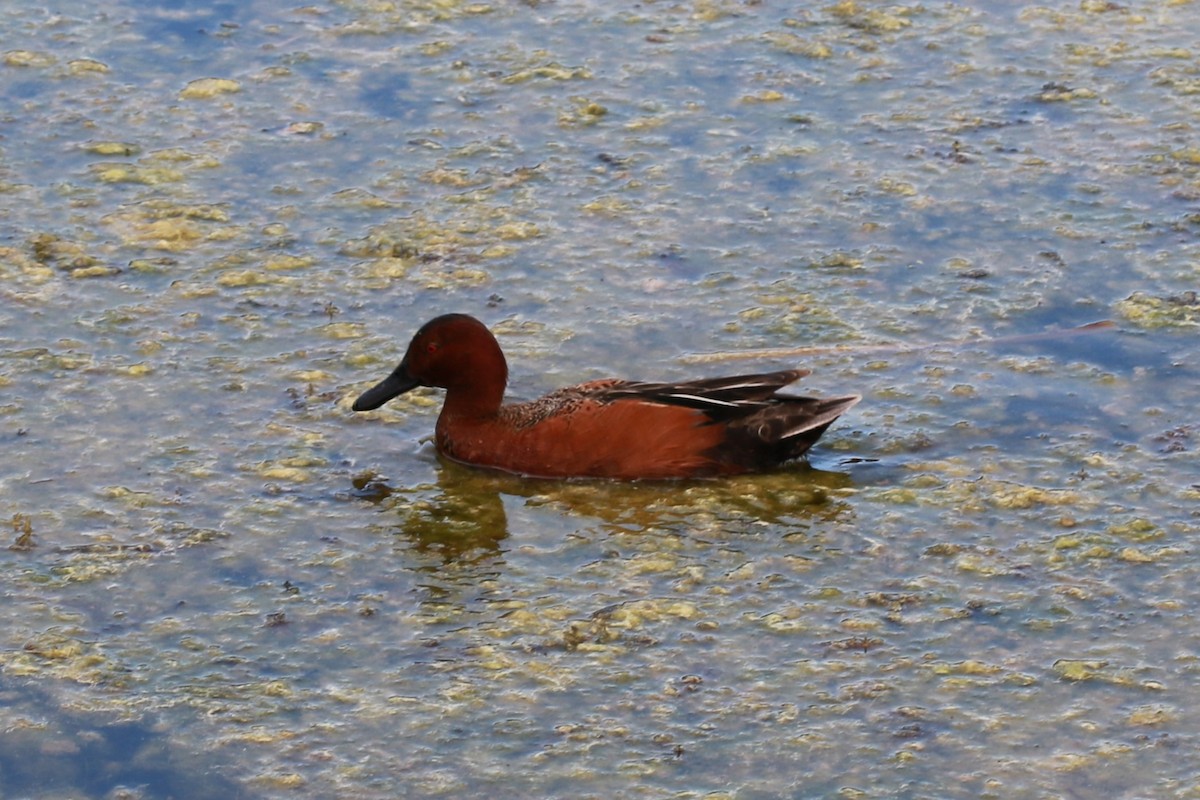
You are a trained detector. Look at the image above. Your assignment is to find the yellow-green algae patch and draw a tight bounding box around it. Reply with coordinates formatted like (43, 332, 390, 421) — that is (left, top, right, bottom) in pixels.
(928, 659, 1004, 677)
(1116, 291, 1200, 328)
(580, 196, 633, 216)
(103, 217, 208, 251)
(419, 166, 489, 188)
(320, 322, 368, 340)
(91, 146, 225, 186)
(987, 483, 1084, 510)
(763, 31, 835, 59)
(356, 257, 414, 280)
(3, 50, 56, 68)
(3, 628, 116, 684)
(417, 263, 491, 289)
(328, 188, 396, 209)
(558, 98, 608, 127)
(1107, 517, 1164, 542)
(251, 455, 330, 483)
(0, 246, 54, 283)
(1052, 659, 1155, 688)
(100, 486, 161, 509)
(66, 58, 109, 75)
(179, 77, 242, 99)
(292, 369, 335, 384)
(1127, 704, 1175, 726)
(262, 254, 316, 271)
(326, 0, 494, 34)
(250, 773, 307, 790)
(501, 62, 591, 84)
(68, 264, 122, 278)
(89, 163, 184, 185)
(339, 206, 528, 271)
(143, 147, 224, 170)
(493, 221, 541, 240)
(21, 233, 109, 277)
(82, 141, 141, 157)
(827, 0, 916, 34)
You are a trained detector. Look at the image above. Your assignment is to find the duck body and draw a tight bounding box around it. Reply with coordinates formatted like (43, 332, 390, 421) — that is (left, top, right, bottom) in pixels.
(352, 314, 859, 480)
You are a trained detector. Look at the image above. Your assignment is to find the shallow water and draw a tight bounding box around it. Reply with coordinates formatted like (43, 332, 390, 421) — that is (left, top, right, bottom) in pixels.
(2, 1, 1199, 798)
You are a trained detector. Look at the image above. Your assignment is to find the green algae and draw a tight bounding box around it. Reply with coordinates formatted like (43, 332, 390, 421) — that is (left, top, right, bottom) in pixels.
(178, 77, 242, 99)
(1116, 291, 1200, 328)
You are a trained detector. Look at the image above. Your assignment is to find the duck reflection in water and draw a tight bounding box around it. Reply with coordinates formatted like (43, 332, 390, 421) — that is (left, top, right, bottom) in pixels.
(350, 455, 857, 567)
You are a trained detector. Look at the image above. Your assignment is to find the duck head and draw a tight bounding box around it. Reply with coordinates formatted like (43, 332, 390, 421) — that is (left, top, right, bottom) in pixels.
(351, 314, 508, 413)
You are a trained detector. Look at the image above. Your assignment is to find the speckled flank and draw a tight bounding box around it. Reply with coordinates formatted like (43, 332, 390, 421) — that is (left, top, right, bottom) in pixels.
(498, 379, 628, 430)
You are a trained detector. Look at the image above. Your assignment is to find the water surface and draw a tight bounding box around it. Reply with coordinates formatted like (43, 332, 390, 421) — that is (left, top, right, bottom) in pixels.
(2, 1, 1199, 798)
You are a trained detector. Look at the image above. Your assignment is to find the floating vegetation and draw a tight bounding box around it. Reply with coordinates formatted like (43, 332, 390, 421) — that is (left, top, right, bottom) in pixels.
(24, 233, 110, 277)
(3, 49, 55, 67)
(81, 141, 141, 157)
(8, 628, 111, 683)
(66, 57, 110, 75)
(1116, 290, 1200, 327)
(501, 62, 591, 84)
(9, 513, 34, 551)
(179, 77, 242, 99)
(762, 31, 834, 59)
(558, 98, 608, 127)
(1052, 659, 1136, 686)
(89, 162, 185, 185)
(1034, 82, 1099, 102)
(828, 1, 916, 34)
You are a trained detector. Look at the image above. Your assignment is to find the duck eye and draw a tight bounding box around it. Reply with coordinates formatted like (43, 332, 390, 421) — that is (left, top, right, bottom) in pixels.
(426, 342, 439, 355)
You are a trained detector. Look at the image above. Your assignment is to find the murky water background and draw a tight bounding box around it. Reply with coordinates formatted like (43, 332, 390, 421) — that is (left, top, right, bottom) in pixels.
(2, 1, 1198, 797)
